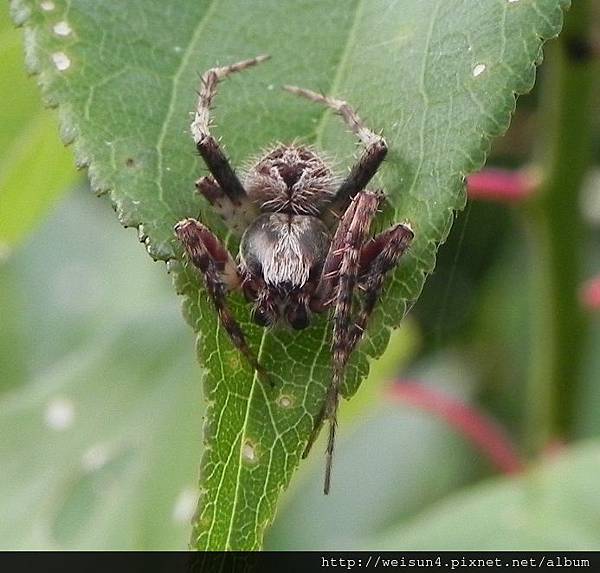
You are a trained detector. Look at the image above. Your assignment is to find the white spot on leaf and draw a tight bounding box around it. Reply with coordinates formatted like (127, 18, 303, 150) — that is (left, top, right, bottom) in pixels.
(81, 444, 109, 471)
(172, 487, 198, 523)
(51, 52, 71, 71)
(53, 21, 72, 37)
(40, 1, 55, 11)
(277, 395, 293, 408)
(45, 397, 75, 430)
(242, 441, 257, 463)
(472, 63, 486, 77)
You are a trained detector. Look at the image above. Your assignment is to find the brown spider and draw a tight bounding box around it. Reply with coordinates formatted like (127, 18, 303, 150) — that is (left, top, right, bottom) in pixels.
(175, 55, 413, 494)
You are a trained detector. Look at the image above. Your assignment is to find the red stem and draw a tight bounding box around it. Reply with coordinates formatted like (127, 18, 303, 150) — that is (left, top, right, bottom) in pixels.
(388, 381, 524, 475)
(580, 275, 600, 311)
(467, 167, 540, 203)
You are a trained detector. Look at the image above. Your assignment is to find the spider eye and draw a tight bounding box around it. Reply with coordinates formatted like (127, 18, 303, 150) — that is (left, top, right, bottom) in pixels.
(287, 304, 309, 330)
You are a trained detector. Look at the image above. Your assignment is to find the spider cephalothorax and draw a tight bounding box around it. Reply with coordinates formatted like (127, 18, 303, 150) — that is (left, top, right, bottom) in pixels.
(175, 55, 413, 493)
(245, 144, 337, 215)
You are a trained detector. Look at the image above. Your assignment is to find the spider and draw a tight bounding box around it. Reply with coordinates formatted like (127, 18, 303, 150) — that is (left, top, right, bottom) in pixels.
(175, 55, 414, 494)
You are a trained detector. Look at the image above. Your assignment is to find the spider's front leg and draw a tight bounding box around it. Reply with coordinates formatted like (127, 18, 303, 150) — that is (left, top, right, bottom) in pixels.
(195, 175, 256, 237)
(283, 85, 388, 215)
(175, 218, 267, 381)
(192, 55, 270, 231)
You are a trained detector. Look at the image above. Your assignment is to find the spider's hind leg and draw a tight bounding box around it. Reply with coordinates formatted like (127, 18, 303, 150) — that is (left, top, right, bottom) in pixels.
(348, 222, 414, 352)
(304, 193, 414, 493)
(305, 191, 383, 493)
(175, 218, 268, 381)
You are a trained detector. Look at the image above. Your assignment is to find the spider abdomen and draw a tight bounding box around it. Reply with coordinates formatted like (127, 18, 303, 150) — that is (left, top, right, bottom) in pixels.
(239, 213, 330, 327)
(240, 213, 329, 289)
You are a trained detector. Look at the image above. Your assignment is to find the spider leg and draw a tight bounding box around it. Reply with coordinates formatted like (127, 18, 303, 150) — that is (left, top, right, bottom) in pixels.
(348, 223, 414, 353)
(308, 192, 360, 313)
(195, 175, 257, 236)
(303, 193, 374, 455)
(283, 85, 387, 215)
(304, 222, 413, 464)
(175, 218, 269, 382)
(192, 55, 270, 206)
(304, 191, 383, 494)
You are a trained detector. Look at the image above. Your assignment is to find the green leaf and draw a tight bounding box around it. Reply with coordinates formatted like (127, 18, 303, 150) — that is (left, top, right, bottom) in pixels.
(371, 440, 600, 550)
(0, 190, 202, 549)
(11, 0, 569, 549)
(267, 352, 484, 550)
(0, 8, 77, 252)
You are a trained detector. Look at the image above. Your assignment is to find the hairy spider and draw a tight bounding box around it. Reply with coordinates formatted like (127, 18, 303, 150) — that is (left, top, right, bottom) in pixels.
(175, 55, 414, 494)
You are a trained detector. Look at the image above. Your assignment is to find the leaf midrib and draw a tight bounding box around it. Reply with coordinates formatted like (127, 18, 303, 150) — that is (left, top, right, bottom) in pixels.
(222, 331, 267, 549)
(216, 0, 365, 549)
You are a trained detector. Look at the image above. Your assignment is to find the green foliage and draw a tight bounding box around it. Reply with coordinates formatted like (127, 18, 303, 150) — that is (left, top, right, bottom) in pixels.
(0, 191, 201, 549)
(10, 0, 568, 549)
(268, 361, 600, 550)
(270, 419, 600, 551)
(0, 9, 76, 251)
(374, 441, 600, 550)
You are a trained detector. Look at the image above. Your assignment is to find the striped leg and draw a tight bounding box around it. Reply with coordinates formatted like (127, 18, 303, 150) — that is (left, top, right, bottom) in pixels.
(305, 190, 383, 494)
(283, 85, 388, 215)
(192, 55, 270, 215)
(347, 223, 414, 352)
(175, 218, 267, 380)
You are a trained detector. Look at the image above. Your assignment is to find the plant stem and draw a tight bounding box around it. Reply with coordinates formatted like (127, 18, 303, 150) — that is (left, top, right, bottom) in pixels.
(524, 1, 595, 455)
(390, 382, 523, 475)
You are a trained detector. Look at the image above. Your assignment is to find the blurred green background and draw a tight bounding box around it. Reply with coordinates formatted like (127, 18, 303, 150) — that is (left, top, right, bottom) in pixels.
(1, 6, 600, 550)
